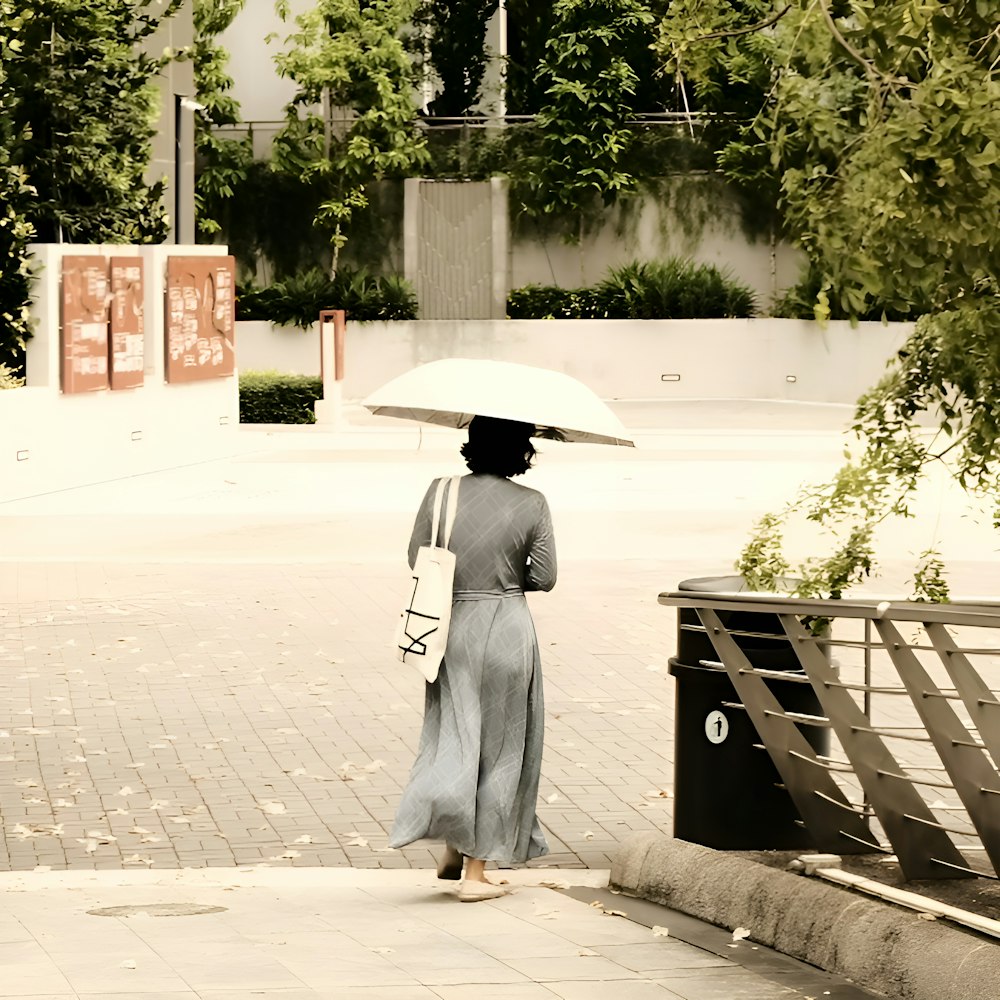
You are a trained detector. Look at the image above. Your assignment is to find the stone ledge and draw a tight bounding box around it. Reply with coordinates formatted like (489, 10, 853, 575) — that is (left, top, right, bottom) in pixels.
(611, 831, 1000, 1000)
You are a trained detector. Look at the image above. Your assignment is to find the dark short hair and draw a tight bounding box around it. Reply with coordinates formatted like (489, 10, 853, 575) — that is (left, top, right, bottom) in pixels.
(460, 415, 537, 477)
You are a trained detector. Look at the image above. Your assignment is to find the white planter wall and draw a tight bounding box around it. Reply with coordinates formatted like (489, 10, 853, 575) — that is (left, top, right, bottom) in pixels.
(237, 318, 911, 406)
(2, 244, 240, 503)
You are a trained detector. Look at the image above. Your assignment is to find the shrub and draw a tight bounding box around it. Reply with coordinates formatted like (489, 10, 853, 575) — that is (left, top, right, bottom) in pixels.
(773, 266, 915, 323)
(239, 371, 323, 424)
(0, 362, 24, 389)
(507, 285, 613, 319)
(507, 257, 756, 319)
(237, 267, 418, 328)
(602, 259, 756, 319)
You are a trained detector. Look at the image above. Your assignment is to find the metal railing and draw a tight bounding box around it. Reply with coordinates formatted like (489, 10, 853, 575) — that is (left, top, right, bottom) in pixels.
(659, 590, 1000, 881)
(211, 113, 727, 160)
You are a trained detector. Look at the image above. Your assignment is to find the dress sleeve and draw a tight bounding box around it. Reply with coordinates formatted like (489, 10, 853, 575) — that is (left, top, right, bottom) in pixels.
(407, 479, 439, 569)
(525, 493, 557, 592)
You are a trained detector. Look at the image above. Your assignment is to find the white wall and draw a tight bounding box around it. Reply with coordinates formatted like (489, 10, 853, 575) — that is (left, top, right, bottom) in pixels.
(237, 318, 911, 406)
(509, 178, 801, 309)
(218, 0, 313, 123)
(2, 245, 241, 503)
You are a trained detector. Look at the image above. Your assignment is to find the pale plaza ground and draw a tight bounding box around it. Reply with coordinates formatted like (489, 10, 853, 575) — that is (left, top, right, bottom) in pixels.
(0, 399, 994, 999)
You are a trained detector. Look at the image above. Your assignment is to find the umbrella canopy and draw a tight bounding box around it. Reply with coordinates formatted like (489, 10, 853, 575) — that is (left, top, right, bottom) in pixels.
(362, 358, 635, 447)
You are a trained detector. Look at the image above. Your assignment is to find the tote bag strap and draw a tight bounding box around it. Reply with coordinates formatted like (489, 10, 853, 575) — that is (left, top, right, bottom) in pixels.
(442, 475, 461, 549)
(430, 477, 448, 546)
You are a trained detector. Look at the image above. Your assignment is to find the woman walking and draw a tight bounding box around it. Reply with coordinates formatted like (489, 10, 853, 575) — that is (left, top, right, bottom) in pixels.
(389, 415, 557, 902)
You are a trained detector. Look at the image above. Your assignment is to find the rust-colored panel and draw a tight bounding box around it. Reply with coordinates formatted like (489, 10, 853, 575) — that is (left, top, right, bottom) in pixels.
(109, 256, 144, 390)
(61, 255, 110, 394)
(165, 256, 236, 383)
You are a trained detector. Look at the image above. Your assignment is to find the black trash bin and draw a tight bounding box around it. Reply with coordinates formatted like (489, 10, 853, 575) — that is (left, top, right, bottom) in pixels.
(669, 575, 829, 850)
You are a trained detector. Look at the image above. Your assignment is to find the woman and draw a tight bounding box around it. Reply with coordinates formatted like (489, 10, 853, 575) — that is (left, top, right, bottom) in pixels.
(389, 415, 557, 902)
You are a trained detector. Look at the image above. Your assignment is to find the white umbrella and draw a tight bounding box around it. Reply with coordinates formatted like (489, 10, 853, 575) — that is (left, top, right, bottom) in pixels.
(362, 358, 635, 447)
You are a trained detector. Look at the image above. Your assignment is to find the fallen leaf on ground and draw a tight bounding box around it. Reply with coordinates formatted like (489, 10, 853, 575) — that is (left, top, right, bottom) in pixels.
(732, 927, 751, 942)
(582, 830, 595, 840)
(13, 823, 64, 839)
(118, 786, 135, 797)
(260, 801, 286, 815)
(652, 926, 670, 938)
(120, 960, 137, 970)
(345, 836, 369, 848)
(545, 793, 560, 804)
(603, 909, 628, 918)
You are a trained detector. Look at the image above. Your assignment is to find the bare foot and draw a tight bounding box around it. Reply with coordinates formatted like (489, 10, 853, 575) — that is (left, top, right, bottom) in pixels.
(463, 859, 508, 885)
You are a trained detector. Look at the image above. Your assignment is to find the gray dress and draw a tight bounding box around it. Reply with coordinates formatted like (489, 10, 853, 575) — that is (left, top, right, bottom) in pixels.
(389, 472, 557, 863)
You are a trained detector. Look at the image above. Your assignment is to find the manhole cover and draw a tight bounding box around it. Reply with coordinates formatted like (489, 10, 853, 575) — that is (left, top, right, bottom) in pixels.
(87, 903, 227, 918)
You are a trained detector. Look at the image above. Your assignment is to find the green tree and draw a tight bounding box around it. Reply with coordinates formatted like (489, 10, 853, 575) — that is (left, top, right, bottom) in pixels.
(520, 0, 657, 241)
(0, 1, 36, 366)
(8, 0, 182, 244)
(661, 1, 1000, 599)
(416, 0, 498, 117)
(272, 0, 428, 274)
(192, 0, 252, 239)
(505, 0, 558, 115)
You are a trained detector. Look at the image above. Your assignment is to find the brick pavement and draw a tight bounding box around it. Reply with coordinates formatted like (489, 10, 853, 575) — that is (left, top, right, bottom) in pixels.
(0, 557, 710, 874)
(2, 405, 997, 879)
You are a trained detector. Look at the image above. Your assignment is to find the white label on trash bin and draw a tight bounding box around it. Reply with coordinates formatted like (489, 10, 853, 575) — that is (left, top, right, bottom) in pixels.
(705, 711, 729, 744)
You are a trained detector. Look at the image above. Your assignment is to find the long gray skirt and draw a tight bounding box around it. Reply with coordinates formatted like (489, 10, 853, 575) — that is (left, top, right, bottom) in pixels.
(389, 592, 549, 863)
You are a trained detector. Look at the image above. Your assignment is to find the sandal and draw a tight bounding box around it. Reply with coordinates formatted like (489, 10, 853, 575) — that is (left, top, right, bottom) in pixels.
(457, 880, 509, 902)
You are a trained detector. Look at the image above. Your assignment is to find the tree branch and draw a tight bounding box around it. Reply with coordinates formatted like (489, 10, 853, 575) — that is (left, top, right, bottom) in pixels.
(695, 4, 792, 43)
(817, 0, 908, 90)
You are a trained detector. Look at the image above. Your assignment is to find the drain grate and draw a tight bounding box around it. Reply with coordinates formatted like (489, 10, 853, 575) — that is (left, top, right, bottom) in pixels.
(87, 903, 227, 918)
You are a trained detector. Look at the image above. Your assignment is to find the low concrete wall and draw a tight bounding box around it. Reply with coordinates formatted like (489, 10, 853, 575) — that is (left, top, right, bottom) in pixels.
(2, 244, 240, 504)
(613, 833, 1000, 1000)
(236, 317, 912, 405)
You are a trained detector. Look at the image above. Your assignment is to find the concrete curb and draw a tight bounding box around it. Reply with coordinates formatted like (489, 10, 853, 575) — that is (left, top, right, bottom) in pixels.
(611, 832, 1000, 1000)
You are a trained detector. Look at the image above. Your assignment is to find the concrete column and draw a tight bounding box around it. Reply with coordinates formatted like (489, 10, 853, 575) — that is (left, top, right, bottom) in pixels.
(490, 177, 510, 319)
(143, 0, 196, 244)
(403, 178, 422, 310)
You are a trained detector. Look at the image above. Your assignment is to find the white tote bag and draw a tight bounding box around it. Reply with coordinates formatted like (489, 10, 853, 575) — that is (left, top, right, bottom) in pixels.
(395, 476, 460, 682)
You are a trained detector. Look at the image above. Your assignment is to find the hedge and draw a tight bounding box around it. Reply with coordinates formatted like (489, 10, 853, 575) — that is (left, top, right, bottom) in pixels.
(236, 267, 417, 328)
(239, 371, 323, 424)
(507, 257, 756, 320)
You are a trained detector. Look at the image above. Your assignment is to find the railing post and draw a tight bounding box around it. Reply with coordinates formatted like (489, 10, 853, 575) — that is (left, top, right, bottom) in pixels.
(314, 308, 345, 427)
